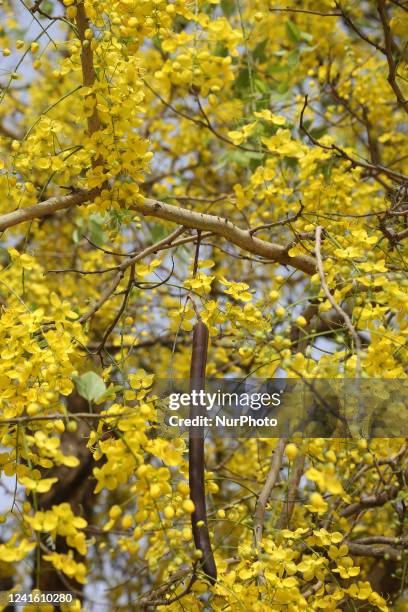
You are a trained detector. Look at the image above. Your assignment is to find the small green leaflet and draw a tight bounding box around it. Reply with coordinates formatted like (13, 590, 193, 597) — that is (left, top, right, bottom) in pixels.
(73, 371, 107, 403)
(286, 20, 302, 44)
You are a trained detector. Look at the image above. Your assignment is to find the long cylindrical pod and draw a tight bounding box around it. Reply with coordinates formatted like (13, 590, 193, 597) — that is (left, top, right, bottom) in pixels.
(188, 320, 217, 584)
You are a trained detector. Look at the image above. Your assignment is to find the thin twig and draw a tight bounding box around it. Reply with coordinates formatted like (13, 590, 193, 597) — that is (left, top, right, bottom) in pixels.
(0, 411, 137, 425)
(144, 79, 262, 154)
(389, 0, 408, 11)
(79, 227, 185, 323)
(139, 565, 197, 609)
(335, 2, 385, 53)
(249, 202, 304, 235)
(276, 451, 305, 529)
(269, 7, 341, 17)
(315, 226, 361, 375)
(300, 95, 408, 183)
(94, 263, 135, 355)
(79, 269, 125, 324)
(377, 0, 408, 115)
(254, 438, 285, 585)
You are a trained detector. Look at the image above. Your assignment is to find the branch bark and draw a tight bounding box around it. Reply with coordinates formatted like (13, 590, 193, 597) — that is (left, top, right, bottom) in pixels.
(340, 480, 404, 517)
(276, 451, 306, 529)
(377, 0, 408, 115)
(76, 3, 103, 136)
(254, 439, 286, 548)
(0, 191, 316, 275)
(345, 541, 406, 560)
(0, 190, 98, 232)
(137, 198, 315, 274)
(189, 321, 217, 584)
(315, 226, 361, 374)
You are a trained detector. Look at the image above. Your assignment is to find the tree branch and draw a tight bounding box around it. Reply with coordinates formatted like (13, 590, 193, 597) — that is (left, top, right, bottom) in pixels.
(254, 439, 285, 549)
(335, 2, 386, 53)
(75, 3, 103, 136)
(137, 198, 315, 274)
(340, 480, 404, 517)
(345, 540, 407, 560)
(79, 226, 185, 323)
(0, 190, 98, 232)
(377, 0, 408, 115)
(276, 451, 306, 529)
(315, 226, 361, 374)
(269, 7, 341, 17)
(300, 95, 408, 183)
(0, 190, 315, 274)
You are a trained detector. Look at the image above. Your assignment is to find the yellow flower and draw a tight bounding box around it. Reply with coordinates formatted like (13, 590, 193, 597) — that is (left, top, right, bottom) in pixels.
(184, 272, 215, 294)
(306, 492, 328, 515)
(254, 110, 286, 125)
(219, 276, 252, 302)
(42, 552, 87, 584)
(19, 476, 58, 493)
(182, 499, 195, 514)
(285, 443, 299, 461)
(0, 537, 36, 563)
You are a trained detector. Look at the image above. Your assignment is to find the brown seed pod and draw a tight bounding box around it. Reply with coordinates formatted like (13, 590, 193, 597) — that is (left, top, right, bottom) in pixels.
(188, 320, 217, 584)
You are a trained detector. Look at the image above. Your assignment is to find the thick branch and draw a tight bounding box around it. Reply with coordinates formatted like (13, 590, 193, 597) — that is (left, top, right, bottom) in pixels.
(0, 191, 316, 274)
(76, 3, 103, 136)
(0, 190, 98, 232)
(137, 198, 316, 274)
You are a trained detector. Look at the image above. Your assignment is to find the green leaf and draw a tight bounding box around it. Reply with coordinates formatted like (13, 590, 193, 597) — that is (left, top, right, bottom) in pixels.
(310, 126, 328, 140)
(221, 0, 235, 17)
(277, 80, 289, 94)
(88, 213, 106, 246)
(217, 149, 264, 170)
(235, 67, 250, 92)
(253, 39, 268, 63)
(284, 157, 300, 170)
(321, 160, 333, 185)
(287, 49, 300, 69)
(286, 20, 302, 44)
(270, 89, 292, 104)
(301, 119, 313, 130)
(254, 79, 269, 94)
(214, 42, 229, 57)
(42, 0, 54, 13)
(301, 43, 319, 53)
(150, 223, 166, 241)
(73, 371, 107, 403)
(300, 31, 314, 43)
(72, 213, 106, 246)
(108, 209, 134, 233)
(267, 64, 290, 75)
(129, 286, 141, 299)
